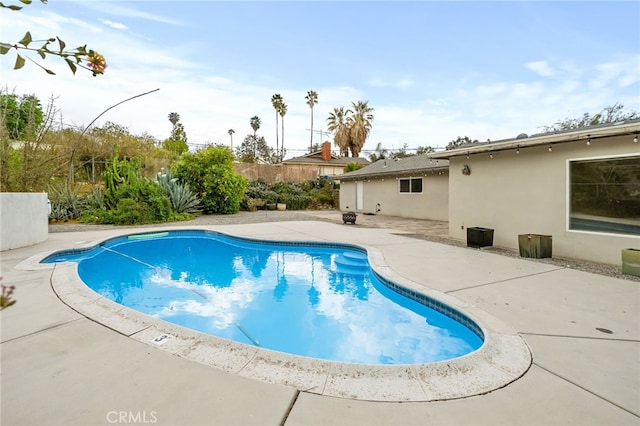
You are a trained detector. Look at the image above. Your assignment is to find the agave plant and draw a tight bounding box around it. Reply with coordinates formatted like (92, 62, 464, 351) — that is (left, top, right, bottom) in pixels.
(48, 183, 89, 221)
(157, 170, 202, 214)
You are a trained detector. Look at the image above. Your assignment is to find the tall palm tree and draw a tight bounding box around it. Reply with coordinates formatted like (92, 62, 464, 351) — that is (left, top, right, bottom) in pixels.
(168, 112, 180, 127)
(249, 115, 261, 136)
(305, 90, 318, 152)
(227, 128, 235, 150)
(271, 94, 283, 158)
(348, 101, 374, 157)
(279, 102, 287, 161)
(326, 106, 352, 157)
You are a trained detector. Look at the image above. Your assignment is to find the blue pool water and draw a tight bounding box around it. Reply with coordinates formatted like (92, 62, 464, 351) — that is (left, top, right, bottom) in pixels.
(43, 230, 483, 364)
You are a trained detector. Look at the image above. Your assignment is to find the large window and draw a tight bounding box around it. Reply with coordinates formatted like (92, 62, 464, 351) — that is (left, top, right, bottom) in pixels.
(569, 155, 640, 235)
(399, 177, 422, 193)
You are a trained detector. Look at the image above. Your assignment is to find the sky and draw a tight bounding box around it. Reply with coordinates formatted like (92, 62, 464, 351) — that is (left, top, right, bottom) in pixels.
(1, 1, 639, 159)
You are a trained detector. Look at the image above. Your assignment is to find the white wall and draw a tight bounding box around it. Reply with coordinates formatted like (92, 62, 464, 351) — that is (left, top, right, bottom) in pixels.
(447, 135, 639, 265)
(340, 173, 449, 221)
(1, 193, 49, 251)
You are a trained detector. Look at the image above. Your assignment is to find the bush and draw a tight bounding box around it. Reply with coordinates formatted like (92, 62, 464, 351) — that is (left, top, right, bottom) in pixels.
(173, 146, 248, 214)
(241, 178, 339, 211)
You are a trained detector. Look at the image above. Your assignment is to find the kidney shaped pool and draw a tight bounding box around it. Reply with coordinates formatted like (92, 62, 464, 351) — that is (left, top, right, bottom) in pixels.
(43, 229, 483, 365)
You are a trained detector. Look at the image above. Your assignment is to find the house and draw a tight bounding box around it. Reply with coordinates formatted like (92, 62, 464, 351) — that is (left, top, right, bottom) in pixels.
(234, 141, 369, 183)
(339, 120, 639, 265)
(281, 141, 370, 179)
(428, 119, 639, 265)
(339, 154, 449, 220)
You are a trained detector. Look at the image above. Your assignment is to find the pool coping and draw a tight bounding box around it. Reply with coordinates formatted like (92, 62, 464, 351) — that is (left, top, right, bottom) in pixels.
(17, 228, 533, 402)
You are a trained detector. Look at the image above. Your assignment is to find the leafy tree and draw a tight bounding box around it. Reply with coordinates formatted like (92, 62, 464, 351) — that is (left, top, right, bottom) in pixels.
(0, 92, 65, 191)
(237, 116, 278, 163)
(235, 135, 277, 164)
(391, 142, 413, 159)
(162, 112, 188, 157)
(0, 93, 43, 140)
(415, 146, 435, 155)
(167, 112, 187, 143)
(368, 142, 389, 162)
(173, 145, 248, 214)
(162, 138, 188, 157)
(1, 1, 106, 76)
(541, 103, 639, 132)
(345, 162, 363, 172)
(446, 136, 479, 150)
(305, 90, 318, 151)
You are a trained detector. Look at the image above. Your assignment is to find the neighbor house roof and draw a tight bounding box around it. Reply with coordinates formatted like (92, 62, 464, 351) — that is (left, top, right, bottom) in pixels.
(429, 118, 640, 159)
(283, 151, 370, 166)
(340, 154, 449, 181)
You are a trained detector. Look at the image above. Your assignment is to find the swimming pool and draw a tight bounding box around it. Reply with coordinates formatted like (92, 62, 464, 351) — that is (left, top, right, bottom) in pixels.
(25, 224, 532, 401)
(43, 230, 483, 365)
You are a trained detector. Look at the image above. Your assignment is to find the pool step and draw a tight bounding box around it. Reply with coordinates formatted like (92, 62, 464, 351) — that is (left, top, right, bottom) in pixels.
(342, 251, 368, 262)
(334, 252, 368, 274)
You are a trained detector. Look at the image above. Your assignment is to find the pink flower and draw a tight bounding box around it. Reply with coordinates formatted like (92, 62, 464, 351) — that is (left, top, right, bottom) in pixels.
(86, 51, 107, 74)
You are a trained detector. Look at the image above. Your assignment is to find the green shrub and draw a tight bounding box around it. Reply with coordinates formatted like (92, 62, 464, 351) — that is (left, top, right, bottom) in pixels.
(173, 145, 248, 214)
(108, 198, 150, 225)
(270, 181, 312, 210)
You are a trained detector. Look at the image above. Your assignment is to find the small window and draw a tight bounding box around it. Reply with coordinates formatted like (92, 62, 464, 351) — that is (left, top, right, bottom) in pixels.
(399, 178, 422, 193)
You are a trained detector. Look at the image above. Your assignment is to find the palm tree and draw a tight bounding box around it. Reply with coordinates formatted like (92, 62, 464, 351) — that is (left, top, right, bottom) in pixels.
(279, 102, 287, 161)
(168, 112, 180, 127)
(228, 128, 235, 150)
(326, 106, 352, 157)
(348, 101, 374, 157)
(249, 116, 261, 159)
(249, 115, 261, 136)
(271, 94, 283, 157)
(305, 90, 318, 152)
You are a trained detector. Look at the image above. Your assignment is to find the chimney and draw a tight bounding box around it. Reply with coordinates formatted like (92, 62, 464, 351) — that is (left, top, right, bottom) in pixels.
(321, 141, 331, 161)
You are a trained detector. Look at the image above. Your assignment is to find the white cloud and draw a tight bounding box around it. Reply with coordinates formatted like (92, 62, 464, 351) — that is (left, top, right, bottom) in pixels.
(525, 60, 555, 77)
(76, 2, 186, 26)
(100, 19, 128, 31)
(367, 77, 414, 89)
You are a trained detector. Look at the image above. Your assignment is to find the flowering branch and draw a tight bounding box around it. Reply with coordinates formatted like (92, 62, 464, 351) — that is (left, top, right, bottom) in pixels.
(0, 1, 107, 76)
(0, 32, 107, 76)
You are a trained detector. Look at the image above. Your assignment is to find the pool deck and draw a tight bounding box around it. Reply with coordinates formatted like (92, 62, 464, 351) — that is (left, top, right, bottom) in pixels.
(1, 216, 639, 425)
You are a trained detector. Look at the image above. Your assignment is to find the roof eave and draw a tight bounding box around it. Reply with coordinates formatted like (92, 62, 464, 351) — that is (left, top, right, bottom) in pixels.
(429, 122, 640, 159)
(340, 165, 449, 181)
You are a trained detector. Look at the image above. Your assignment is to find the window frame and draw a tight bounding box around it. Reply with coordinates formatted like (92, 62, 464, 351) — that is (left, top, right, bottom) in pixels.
(566, 153, 640, 237)
(398, 177, 423, 194)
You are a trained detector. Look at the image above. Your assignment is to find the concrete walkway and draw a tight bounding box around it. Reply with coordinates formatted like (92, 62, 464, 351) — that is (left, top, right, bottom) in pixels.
(1, 217, 638, 425)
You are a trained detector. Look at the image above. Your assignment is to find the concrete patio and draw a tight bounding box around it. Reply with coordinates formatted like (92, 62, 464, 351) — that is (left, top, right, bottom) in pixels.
(1, 217, 638, 425)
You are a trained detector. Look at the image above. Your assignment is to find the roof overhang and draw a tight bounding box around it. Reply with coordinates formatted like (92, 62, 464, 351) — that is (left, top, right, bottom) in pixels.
(340, 164, 449, 181)
(429, 121, 640, 159)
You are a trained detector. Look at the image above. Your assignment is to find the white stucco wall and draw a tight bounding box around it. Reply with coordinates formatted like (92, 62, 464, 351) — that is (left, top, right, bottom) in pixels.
(340, 173, 449, 221)
(447, 135, 639, 265)
(1, 193, 49, 251)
